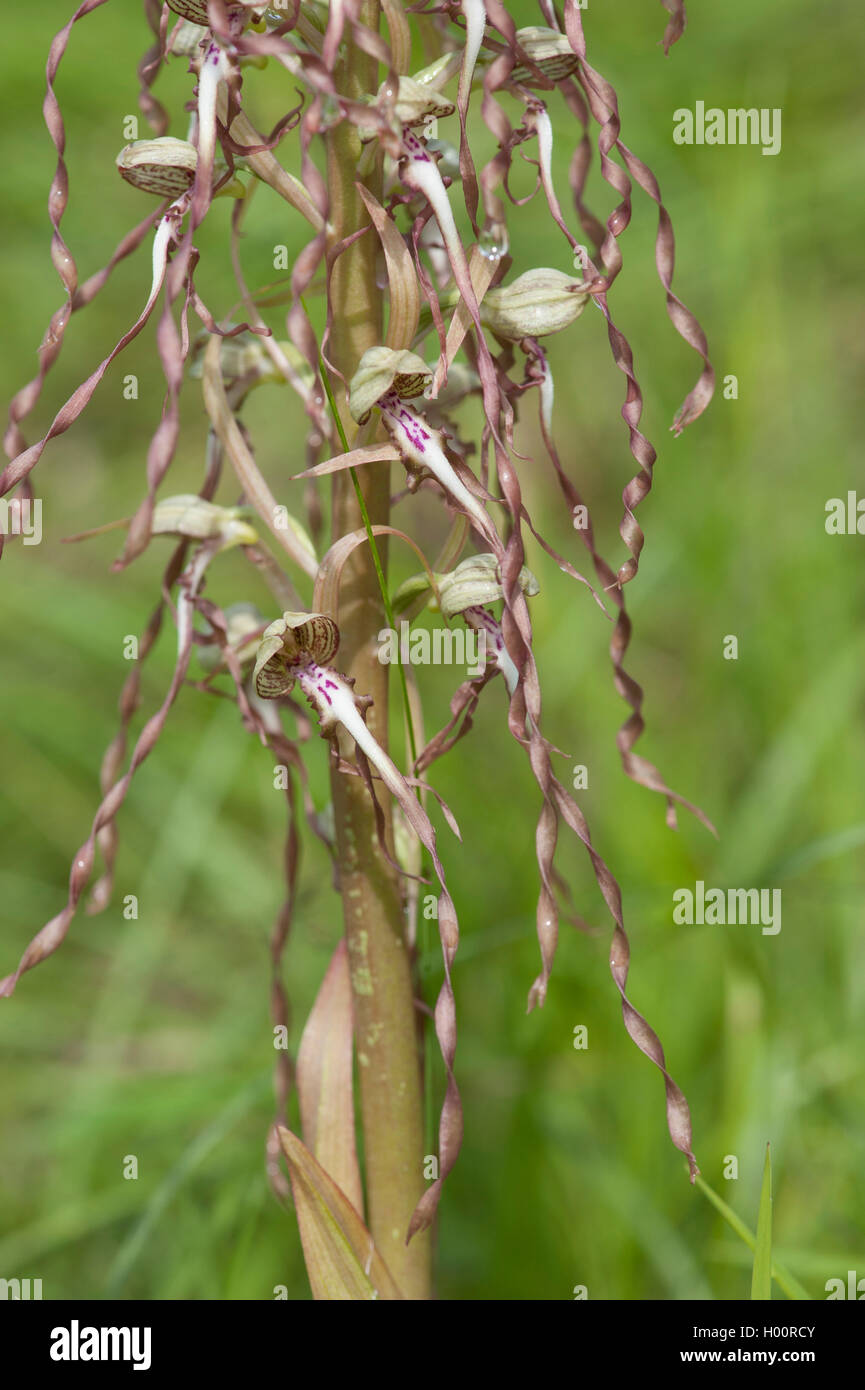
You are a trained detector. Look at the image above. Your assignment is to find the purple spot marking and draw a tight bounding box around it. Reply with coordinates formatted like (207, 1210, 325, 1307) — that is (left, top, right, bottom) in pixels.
(382, 394, 431, 455)
(404, 132, 431, 163)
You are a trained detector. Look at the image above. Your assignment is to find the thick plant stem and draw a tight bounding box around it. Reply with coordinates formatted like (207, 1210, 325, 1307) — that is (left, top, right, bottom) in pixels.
(325, 5, 432, 1300)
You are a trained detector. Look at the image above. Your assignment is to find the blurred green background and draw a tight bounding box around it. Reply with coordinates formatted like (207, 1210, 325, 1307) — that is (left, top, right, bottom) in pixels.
(1, 0, 863, 1301)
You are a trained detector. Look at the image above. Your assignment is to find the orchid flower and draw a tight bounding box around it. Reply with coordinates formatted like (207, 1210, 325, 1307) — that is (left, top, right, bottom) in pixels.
(3, 0, 720, 1295)
(253, 612, 451, 853)
(348, 348, 501, 547)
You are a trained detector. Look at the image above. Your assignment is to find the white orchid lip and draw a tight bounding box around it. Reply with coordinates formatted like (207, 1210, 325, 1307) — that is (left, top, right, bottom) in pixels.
(346, 339, 498, 545)
(376, 391, 499, 545)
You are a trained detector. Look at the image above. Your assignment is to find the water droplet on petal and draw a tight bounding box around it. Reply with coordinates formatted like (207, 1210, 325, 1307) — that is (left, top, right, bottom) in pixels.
(478, 218, 509, 262)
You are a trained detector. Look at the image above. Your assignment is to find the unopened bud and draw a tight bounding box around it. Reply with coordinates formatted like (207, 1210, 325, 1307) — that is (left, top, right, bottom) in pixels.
(197, 601, 267, 672)
(510, 27, 579, 86)
(349, 347, 432, 424)
(435, 554, 539, 619)
(151, 494, 259, 548)
(116, 138, 198, 199)
(480, 268, 590, 341)
(411, 53, 463, 90)
(188, 331, 308, 389)
(393, 553, 539, 619)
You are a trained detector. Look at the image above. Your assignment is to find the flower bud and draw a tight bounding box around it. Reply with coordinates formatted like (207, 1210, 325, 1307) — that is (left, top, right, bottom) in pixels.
(436, 554, 539, 619)
(151, 494, 259, 547)
(188, 331, 311, 390)
(509, 27, 579, 86)
(253, 613, 341, 698)
(349, 347, 432, 424)
(480, 268, 590, 341)
(197, 601, 267, 672)
(393, 553, 539, 619)
(116, 137, 198, 199)
(431, 361, 480, 408)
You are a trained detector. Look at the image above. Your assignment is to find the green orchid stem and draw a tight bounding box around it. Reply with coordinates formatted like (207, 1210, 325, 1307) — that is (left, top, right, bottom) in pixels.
(323, 5, 432, 1301)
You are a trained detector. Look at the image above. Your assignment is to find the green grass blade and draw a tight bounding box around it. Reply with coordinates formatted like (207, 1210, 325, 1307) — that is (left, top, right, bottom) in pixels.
(695, 1174, 811, 1300)
(751, 1143, 773, 1300)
